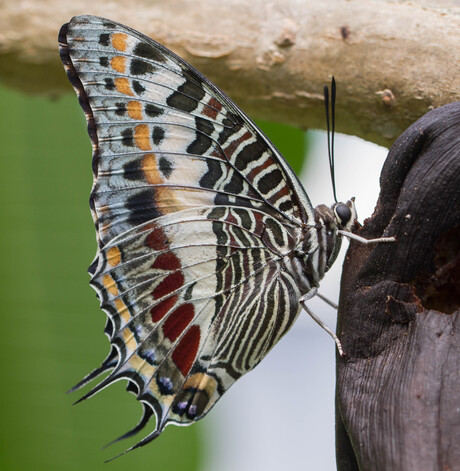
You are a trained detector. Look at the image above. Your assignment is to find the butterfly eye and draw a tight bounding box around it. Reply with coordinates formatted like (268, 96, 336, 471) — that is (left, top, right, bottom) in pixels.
(335, 204, 352, 226)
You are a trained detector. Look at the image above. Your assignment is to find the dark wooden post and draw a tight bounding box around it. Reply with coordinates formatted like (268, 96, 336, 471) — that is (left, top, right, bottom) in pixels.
(336, 102, 460, 471)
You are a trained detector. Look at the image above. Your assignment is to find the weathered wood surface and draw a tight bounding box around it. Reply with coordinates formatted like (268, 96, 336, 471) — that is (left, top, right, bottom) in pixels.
(336, 102, 460, 471)
(1, 0, 460, 146)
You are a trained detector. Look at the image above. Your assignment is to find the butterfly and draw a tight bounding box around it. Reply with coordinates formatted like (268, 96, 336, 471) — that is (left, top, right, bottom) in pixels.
(59, 15, 394, 455)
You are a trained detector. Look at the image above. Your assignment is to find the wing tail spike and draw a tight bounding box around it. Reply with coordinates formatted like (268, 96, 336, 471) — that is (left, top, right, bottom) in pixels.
(102, 405, 154, 449)
(131, 428, 162, 451)
(67, 350, 118, 394)
(104, 429, 162, 463)
(72, 371, 120, 405)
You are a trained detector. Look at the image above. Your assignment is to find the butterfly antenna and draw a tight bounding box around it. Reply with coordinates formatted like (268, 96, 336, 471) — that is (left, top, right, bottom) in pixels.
(324, 77, 338, 203)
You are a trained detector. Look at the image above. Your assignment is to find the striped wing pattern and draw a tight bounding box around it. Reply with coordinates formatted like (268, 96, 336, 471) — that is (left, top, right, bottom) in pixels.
(59, 15, 318, 450)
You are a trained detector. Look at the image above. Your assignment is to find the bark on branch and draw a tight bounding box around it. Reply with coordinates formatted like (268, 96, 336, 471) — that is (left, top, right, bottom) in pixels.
(336, 102, 460, 471)
(1, 0, 459, 146)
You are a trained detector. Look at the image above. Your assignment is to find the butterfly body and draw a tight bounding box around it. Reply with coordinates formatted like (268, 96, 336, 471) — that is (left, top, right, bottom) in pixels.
(59, 15, 358, 451)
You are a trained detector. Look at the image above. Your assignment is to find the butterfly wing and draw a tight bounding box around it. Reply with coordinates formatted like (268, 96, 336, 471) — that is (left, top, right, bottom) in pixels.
(60, 15, 317, 449)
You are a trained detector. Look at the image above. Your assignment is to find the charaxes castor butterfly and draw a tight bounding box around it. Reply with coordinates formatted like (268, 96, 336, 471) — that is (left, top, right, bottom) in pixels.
(59, 15, 393, 454)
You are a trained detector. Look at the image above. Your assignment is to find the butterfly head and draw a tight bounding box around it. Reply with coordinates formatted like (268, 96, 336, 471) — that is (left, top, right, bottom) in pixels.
(312, 198, 357, 274)
(332, 197, 357, 232)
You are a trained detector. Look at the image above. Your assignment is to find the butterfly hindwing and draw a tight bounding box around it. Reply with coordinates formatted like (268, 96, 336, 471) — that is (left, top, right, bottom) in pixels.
(59, 15, 317, 450)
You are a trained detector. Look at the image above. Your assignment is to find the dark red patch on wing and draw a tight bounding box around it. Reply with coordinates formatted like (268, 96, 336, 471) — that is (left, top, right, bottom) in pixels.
(225, 211, 238, 225)
(172, 325, 201, 376)
(146, 226, 169, 250)
(223, 131, 252, 158)
(150, 295, 177, 322)
(153, 271, 184, 299)
(202, 97, 223, 119)
(253, 211, 265, 236)
(247, 158, 272, 181)
(163, 303, 195, 341)
(271, 184, 289, 200)
(152, 251, 181, 270)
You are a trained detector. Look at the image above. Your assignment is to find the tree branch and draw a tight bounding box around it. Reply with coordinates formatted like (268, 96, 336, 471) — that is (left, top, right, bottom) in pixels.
(1, 0, 459, 145)
(336, 102, 460, 470)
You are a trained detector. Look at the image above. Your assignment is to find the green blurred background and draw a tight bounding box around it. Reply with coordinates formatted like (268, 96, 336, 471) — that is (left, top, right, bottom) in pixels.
(0, 82, 307, 470)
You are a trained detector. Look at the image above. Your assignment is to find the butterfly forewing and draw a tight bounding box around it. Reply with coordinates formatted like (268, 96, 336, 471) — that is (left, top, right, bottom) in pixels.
(60, 15, 317, 449)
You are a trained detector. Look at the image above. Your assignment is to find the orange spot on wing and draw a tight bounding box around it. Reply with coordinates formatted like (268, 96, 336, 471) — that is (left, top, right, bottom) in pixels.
(127, 101, 143, 120)
(115, 78, 134, 96)
(111, 56, 126, 73)
(112, 33, 128, 51)
(141, 155, 198, 216)
(183, 373, 217, 397)
(106, 246, 121, 267)
(142, 153, 163, 185)
(129, 354, 156, 378)
(102, 274, 119, 296)
(122, 327, 137, 353)
(134, 124, 152, 151)
(115, 298, 130, 323)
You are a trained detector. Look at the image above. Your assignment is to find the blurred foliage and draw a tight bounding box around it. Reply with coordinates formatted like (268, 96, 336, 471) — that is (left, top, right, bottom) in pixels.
(0, 83, 307, 470)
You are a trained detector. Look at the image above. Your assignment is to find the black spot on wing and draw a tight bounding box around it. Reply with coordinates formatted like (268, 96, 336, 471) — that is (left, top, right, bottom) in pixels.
(234, 208, 252, 230)
(157, 376, 174, 395)
(133, 80, 146, 95)
(123, 159, 142, 181)
(166, 78, 206, 113)
(196, 117, 214, 136)
(99, 57, 109, 67)
(130, 59, 156, 76)
(181, 68, 205, 88)
(134, 42, 167, 63)
(186, 116, 214, 155)
(224, 173, 244, 195)
(102, 21, 117, 28)
(159, 156, 173, 178)
(99, 33, 110, 46)
(263, 218, 285, 247)
(121, 128, 134, 147)
(187, 133, 212, 155)
(145, 103, 164, 117)
(234, 141, 265, 171)
(199, 159, 223, 189)
(126, 189, 162, 226)
(218, 120, 240, 145)
(279, 199, 294, 213)
(258, 168, 283, 195)
(115, 102, 126, 116)
(183, 282, 196, 301)
(208, 206, 226, 220)
(104, 78, 115, 90)
(152, 126, 165, 145)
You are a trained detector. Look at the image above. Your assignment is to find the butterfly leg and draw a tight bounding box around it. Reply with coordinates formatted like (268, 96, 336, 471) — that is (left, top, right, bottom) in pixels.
(316, 292, 338, 310)
(299, 290, 344, 356)
(337, 230, 396, 245)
